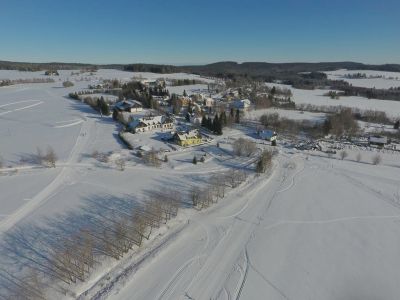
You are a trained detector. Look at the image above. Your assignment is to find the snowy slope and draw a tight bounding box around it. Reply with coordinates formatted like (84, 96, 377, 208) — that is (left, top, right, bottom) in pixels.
(106, 152, 400, 300)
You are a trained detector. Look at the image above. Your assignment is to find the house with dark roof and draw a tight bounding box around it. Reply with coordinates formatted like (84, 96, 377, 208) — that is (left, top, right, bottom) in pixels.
(114, 100, 143, 113)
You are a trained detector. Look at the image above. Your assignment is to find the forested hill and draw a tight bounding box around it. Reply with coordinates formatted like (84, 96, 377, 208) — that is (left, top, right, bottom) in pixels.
(1, 59, 400, 77)
(124, 61, 400, 77)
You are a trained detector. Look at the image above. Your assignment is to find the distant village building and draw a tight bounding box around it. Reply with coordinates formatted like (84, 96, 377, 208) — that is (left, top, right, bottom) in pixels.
(44, 70, 59, 76)
(114, 100, 143, 113)
(188, 113, 203, 125)
(231, 99, 251, 110)
(128, 115, 174, 133)
(204, 97, 215, 108)
(368, 135, 387, 147)
(179, 96, 192, 107)
(258, 130, 277, 142)
(173, 129, 202, 147)
(152, 95, 170, 106)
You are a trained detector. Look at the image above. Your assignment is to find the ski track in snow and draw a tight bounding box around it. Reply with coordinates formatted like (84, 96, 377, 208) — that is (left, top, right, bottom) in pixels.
(53, 119, 84, 128)
(0, 116, 89, 234)
(0, 100, 43, 116)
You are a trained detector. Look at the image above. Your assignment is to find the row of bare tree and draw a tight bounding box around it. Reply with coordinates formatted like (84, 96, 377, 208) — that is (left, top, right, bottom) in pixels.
(190, 169, 248, 210)
(0, 190, 182, 299)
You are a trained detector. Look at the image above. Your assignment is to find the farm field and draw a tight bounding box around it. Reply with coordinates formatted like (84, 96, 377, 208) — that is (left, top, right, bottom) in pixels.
(265, 82, 400, 119)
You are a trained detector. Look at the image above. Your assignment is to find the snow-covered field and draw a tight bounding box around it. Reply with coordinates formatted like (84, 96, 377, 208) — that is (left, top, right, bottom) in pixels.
(325, 69, 400, 89)
(1, 68, 400, 299)
(245, 107, 327, 123)
(105, 149, 400, 300)
(265, 82, 400, 119)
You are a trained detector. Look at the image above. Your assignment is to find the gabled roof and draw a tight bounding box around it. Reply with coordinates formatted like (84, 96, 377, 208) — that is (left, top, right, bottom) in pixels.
(368, 135, 387, 144)
(128, 115, 173, 129)
(115, 100, 143, 110)
(174, 129, 201, 141)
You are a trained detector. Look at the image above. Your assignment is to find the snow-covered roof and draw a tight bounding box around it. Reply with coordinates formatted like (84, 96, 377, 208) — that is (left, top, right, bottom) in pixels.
(259, 130, 277, 140)
(174, 129, 201, 141)
(115, 99, 142, 110)
(128, 115, 173, 129)
(368, 135, 387, 144)
(232, 99, 251, 108)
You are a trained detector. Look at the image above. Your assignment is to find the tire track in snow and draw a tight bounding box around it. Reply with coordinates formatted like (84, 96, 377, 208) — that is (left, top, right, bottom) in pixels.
(276, 158, 306, 194)
(235, 249, 249, 300)
(246, 249, 290, 300)
(262, 214, 400, 231)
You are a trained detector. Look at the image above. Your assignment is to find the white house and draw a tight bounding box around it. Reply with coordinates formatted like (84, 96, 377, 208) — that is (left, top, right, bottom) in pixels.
(128, 115, 174, 133)
(204, 97, 215, 108)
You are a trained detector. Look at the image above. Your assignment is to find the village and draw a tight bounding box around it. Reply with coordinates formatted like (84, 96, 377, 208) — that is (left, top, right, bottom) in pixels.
(64, 73, 399, 169)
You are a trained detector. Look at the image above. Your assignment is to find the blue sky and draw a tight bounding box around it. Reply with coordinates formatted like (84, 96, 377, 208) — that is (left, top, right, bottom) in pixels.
(1, 0, 399, 64)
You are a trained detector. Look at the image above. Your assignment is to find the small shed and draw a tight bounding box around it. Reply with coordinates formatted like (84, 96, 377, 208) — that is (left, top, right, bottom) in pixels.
(259, 130, 277, 142)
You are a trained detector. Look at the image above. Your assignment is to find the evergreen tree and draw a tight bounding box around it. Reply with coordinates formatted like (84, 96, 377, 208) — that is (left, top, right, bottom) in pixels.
(230, 107, 235, 119)
(214, 114, 223, 135)
(220, 111, 227, 126)
(394, 120, 400, 130)
(235, 109, 240, 123)
(112, 109, 119, 120)
(192, 156, 197, 164)
(201, 116, 207, 127)
(213, 114, 219, 132)
(183, 90, 187, 97)
(206, 117, 212, 130)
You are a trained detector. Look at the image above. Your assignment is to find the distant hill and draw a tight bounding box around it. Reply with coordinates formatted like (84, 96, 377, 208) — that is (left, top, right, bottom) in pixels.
(1, 59, 400, 77)
(125, 61, 400, 77)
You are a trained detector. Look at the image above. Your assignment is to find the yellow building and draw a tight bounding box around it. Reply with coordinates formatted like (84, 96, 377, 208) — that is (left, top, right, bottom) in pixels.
(174, 129, 202, 147)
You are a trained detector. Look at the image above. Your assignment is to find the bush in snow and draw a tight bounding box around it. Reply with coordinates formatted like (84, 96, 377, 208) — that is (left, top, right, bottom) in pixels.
(256, 150, 273, 173)
(233, 138, 256, 157)
(62, 81, 74, 88)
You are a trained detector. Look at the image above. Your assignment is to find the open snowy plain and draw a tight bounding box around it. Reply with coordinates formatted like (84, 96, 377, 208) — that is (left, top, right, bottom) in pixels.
(1, 69, 400, 299)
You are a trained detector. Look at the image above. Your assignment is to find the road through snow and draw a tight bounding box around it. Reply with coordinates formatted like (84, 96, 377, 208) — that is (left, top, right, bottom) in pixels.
(106, 155, 299, 300)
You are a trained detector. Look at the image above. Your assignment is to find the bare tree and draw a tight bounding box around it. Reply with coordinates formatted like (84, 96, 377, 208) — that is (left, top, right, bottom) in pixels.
(232, 138, 256, 157)
(36, 147, 43, 165)
(255, 150, 272, 173)
(0, 268, 46, 300)
(372, 154, 382, 165)
(339, 150, 348, 160)
(190, 186, 201, 208)
(356, 152, 362, 162)
(143, 149, 160, 167)
(115, 157, 125, 171)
